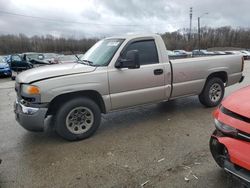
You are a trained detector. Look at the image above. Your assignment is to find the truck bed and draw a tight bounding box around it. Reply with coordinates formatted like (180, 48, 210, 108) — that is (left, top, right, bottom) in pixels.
(170, 55, 243, 99)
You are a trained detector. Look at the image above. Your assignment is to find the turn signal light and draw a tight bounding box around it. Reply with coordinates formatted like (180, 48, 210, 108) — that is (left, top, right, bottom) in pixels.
(22, 85, 40, 95)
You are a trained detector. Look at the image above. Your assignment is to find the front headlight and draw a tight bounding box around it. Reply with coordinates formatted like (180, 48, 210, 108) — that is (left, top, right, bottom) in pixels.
(214, 118, 238, 136)
(21, 84, 40, 95)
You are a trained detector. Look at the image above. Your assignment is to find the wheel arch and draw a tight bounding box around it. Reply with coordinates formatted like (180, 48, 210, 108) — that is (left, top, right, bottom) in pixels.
(200, 71, 228, 93)
(46, 90, 107, 116)
(206, 71, 228, 85)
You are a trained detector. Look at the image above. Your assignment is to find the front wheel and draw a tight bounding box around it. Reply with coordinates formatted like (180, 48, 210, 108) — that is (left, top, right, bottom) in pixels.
(199, 77, 225, 107)
(55, 97, 101, 141)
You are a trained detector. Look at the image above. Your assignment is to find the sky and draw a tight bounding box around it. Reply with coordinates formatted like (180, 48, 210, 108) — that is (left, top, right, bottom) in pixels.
(0, 0, 249, 38)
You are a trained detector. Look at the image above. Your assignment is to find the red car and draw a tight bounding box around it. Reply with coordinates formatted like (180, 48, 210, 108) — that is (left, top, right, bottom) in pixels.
(210, 86, 250, 186)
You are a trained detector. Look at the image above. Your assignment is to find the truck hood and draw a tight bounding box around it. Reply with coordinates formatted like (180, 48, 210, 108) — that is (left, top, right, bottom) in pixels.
(222, 86, 250, 118)
(16, 63, 96, 83)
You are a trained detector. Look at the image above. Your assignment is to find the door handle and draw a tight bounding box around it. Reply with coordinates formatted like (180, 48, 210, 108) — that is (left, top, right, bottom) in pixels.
(154, 69, 163, 75)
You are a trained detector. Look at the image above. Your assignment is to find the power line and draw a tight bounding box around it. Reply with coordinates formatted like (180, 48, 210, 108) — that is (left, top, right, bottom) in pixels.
(0, 10, 187, 27)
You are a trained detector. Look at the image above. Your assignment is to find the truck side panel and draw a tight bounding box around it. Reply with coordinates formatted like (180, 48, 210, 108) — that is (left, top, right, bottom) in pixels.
(170, 55, 243, 99)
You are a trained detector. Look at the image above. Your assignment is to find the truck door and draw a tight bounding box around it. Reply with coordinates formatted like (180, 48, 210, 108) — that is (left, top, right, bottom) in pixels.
(108, 39, 166, 110)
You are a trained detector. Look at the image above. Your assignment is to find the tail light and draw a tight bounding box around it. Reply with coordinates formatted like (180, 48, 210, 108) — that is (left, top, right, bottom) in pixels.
(241, 56, 245, 72)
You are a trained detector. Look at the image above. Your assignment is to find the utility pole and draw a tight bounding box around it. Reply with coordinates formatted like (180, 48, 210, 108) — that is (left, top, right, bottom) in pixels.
(198, 12, 208, 52)
(198, 16, 200, 51)
(189, 7, 193, 41)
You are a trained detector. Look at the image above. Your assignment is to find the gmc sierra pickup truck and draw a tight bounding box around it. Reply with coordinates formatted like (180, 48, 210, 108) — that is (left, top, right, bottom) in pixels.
(14, 34, 244, 141)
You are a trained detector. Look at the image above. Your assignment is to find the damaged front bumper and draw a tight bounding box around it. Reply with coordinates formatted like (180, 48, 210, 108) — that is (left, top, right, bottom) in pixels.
(14, 99, 51, 132)
(211, 131, 250, 185)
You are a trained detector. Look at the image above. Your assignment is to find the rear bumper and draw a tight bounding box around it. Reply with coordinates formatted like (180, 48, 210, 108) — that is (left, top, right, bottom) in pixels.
(14, 99, 50, 132)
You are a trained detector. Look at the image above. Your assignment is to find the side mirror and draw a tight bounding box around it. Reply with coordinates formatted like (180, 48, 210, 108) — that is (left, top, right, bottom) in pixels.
(115, 50, 140, 69)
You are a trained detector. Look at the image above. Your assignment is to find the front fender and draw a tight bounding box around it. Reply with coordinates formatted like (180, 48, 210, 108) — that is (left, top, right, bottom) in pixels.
(33, 68, 111, 111)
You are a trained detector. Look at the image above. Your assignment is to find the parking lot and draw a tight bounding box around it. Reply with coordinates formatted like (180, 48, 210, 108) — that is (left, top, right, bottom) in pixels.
(0, 62, 249, 188)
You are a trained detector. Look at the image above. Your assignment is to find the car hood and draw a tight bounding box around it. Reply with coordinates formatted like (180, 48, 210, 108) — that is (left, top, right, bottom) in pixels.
(222, 86, 250, 118)
(16, 63, 96, 83)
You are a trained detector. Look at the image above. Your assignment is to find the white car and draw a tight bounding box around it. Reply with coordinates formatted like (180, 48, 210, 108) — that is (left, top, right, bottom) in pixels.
(240, 50, 250, 60)
(225, 51, 246, 59)
(55, 55, 78, 64)
(173, 50, 192, 57)
(192, 49, 215, 56)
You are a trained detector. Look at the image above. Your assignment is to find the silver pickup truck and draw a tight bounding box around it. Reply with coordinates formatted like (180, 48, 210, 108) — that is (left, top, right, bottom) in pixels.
(14, 34, 244, 141)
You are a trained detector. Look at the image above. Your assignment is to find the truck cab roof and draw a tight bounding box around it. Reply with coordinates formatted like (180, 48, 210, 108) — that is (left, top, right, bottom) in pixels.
(106, 33, 160, 40)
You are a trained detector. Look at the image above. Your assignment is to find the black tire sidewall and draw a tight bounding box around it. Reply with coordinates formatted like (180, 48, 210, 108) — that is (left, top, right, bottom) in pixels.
(199, 77, 225, 107)
(55, 97, 101, 141)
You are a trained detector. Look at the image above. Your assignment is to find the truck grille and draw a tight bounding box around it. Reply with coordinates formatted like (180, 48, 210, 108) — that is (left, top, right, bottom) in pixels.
(237, 131, 250, 142)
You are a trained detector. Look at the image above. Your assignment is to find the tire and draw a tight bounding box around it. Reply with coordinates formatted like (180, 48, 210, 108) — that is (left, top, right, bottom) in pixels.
(199, 77, 225, 107)
(55, 97, 101, 141)
(8, 71, 12, 78)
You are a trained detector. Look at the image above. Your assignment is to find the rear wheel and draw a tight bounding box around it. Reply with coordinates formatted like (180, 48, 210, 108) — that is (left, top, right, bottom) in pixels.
(199, 77, 225, 107)
(55, 97, 101, 141)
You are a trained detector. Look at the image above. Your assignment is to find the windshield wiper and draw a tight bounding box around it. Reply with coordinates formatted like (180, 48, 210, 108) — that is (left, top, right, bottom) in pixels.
(81, 59, 94, 65)
(79, 59, 100, 67)
(70, 51, 98, 67)
(70, 51, 94, 66)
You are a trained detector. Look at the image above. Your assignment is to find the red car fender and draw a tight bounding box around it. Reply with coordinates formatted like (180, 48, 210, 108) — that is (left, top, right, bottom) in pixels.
(216, 136, 250, 171)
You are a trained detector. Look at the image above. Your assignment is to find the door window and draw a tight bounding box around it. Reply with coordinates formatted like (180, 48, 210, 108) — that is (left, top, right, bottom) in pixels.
(12, 55, 22, 62)
(123, 40, 159, 65)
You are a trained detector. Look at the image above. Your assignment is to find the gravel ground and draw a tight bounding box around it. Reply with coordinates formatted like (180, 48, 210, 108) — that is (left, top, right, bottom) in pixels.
(0, 62, 249, 188)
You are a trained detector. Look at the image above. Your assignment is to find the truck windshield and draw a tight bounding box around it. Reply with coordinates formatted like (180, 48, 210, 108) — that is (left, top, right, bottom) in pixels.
(80, 39, 124, 66)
